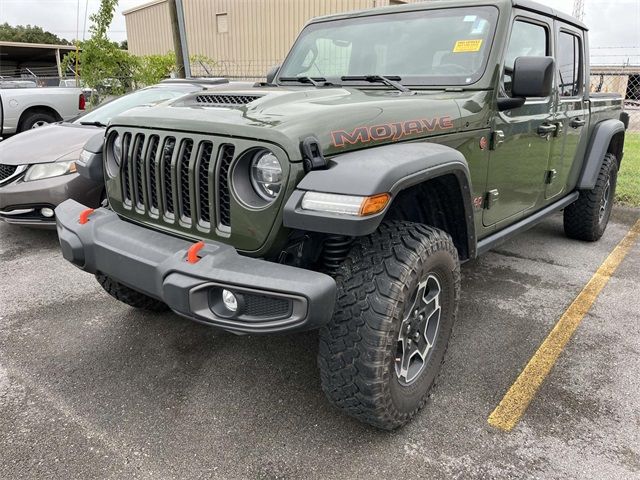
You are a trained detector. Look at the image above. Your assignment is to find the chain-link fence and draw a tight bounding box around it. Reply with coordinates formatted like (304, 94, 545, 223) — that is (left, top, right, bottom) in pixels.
(590, 66, 640, 131)
(190, 60, 278, 82)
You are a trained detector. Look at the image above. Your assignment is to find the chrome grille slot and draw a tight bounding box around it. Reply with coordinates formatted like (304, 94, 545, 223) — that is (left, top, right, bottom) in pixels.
(177, 139, 194, 221)
(160, 137, 176, 217)
(197, 141, 214, 225)
(217, 145, 235, 229)
(146, 135, 160, 212)
(121, 133, 133, 205)
(132, 134, 145, 209)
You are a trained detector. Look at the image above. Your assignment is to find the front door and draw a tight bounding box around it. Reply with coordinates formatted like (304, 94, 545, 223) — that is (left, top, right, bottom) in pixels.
(546, 26, 588, 199)
(484, 15, 555, 227)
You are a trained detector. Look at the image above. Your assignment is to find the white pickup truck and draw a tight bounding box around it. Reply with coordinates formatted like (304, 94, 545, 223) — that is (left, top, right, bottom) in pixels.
(0, 85, 85, 136)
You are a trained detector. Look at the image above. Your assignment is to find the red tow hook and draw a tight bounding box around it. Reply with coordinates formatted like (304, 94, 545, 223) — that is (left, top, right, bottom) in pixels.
(187, 241, 205, 264)
(78, 208, 95, 225)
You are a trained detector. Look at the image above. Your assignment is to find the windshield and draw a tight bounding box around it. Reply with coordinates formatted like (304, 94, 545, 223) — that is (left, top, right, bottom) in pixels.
(75, 84, 202, 125)
(278, 6, 498, 86)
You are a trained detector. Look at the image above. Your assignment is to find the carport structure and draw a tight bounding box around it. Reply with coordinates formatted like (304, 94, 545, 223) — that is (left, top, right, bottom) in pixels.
(0, 41, 78, 86)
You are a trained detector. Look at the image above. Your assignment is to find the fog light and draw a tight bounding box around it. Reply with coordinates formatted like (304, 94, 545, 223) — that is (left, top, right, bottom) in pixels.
(222, 289, 238, 312)
(40, 207, 55, 218)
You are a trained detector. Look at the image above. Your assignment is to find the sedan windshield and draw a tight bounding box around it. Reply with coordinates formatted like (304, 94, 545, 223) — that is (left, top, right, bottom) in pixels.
(75, 84, 202, 125)
(278, 6, 498, 87)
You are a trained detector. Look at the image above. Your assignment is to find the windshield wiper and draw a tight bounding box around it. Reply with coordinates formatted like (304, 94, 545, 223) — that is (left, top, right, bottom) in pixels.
(278, 76, 338, 88)
(341, 75, 413, 94)
(79, 121, 107, 127)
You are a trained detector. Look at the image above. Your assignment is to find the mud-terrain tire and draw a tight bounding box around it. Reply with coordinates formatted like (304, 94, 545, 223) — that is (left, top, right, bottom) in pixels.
(564, 153, 618, 242)
(318, 221, 460, 430)
(18, 111, 57, 131)
(96, 274, 169, 312)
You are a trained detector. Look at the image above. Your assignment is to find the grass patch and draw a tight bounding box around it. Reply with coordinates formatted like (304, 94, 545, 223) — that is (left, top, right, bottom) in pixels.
(617, 132, 640, 206)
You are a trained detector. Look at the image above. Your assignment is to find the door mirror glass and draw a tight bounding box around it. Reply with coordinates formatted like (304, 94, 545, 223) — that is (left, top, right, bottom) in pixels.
(512, 56, 555, 98)
(266, 65, 280, 84)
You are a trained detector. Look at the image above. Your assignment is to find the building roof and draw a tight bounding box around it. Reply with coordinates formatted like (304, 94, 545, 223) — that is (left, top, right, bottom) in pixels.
(122, 0, 167, 16)
(0, 41, 78, 51)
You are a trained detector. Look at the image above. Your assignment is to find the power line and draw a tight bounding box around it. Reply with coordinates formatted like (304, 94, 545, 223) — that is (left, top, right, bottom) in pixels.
(573, 0, 586, 21)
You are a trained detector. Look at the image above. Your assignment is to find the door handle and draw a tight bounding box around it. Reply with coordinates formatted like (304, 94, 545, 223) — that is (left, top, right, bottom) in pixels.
(570, 118, 586, 129)
(537, 123, 557, 136)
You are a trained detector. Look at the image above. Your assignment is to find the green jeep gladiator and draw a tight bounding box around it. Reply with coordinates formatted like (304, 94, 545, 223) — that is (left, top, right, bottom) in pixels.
(57, 0, 628, 429)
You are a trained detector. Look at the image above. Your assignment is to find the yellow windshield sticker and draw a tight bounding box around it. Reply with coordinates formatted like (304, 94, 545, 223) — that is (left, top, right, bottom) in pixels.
(453, 39, 483, 53)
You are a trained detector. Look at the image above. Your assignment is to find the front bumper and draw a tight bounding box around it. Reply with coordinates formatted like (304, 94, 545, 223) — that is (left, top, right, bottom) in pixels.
(55, 199, 337, 334)
(0, 173, 102, 227)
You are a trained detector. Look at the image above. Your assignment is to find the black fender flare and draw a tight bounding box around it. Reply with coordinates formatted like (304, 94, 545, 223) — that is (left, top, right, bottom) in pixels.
(577, 119, 625, 190)
(283, 142, 476, 257)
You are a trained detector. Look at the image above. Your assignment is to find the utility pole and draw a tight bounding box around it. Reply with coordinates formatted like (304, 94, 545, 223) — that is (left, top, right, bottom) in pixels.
(168, 0, 190, 78)
(572, 0, 585, 21)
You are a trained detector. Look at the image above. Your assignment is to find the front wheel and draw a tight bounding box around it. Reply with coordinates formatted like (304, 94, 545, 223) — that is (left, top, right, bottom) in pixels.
(318, 222, 460, 430)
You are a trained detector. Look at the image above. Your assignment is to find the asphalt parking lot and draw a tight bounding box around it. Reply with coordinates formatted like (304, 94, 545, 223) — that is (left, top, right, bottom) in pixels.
(1, 208, 639, 480)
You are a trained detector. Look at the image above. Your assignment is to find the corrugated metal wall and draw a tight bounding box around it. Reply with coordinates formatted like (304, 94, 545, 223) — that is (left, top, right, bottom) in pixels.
(125, 0, 424, 77)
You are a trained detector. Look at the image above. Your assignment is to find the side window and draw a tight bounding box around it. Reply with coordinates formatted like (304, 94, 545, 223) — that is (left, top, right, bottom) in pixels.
(502, 20, 549, 97)
(557, 31, 582, 97)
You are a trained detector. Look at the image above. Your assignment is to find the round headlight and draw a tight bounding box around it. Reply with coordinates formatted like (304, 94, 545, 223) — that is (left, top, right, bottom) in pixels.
(250, 150, 282, 200)
(112, 134, 122, 165)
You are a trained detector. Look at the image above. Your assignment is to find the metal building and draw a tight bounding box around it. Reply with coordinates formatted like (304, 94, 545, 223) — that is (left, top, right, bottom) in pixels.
(123, 0, 421, 79)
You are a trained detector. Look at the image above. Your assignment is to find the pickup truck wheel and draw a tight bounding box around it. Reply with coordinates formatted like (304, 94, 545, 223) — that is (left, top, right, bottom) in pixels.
(564, 153, 618, 242)
(96, 274, 169, 312)
(318, 221, 460, 430)
(18, 111, 57, 131)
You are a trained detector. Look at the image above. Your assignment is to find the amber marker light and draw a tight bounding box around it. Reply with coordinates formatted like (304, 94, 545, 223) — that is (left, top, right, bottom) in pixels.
(360, 193, 391, 216)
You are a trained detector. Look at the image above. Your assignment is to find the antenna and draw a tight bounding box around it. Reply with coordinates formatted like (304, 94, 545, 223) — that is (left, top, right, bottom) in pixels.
(573, 0, 585, 21)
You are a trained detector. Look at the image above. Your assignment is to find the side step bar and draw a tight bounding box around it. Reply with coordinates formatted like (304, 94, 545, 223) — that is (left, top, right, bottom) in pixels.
(476, 192, 580, 256)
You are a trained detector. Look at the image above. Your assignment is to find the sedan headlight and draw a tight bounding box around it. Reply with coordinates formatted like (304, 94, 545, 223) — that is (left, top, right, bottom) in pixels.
(250, 150, 282, 200)
(24, 160, 77, 182)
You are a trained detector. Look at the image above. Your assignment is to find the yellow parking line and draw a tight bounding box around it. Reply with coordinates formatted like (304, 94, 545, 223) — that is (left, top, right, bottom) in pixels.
(488, 219, 640, 432)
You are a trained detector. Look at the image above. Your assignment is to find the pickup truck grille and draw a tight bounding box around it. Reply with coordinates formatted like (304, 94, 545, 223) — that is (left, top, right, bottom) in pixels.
(0, 164, 18, 182)
(118, 132, 236, 231)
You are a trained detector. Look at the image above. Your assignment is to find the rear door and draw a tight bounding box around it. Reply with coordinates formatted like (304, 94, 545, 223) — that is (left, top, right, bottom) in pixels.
(484, 14, 555, 227)
(545, 25, 588, 199)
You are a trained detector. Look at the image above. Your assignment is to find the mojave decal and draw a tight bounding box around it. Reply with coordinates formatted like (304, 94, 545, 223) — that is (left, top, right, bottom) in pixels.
(331, 116, 455, 148)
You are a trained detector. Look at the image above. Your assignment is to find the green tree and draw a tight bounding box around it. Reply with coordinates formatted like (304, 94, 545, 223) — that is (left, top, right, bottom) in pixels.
(62, 0, 134, 102)
(0, 22, 70, 45)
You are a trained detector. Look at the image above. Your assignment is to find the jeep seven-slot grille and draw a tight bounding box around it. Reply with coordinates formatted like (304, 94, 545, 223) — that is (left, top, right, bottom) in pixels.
(120, 132, 236, 231)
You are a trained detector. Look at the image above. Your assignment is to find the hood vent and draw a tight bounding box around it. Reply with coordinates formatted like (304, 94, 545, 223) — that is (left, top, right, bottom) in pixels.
(195, 94, 263, 106)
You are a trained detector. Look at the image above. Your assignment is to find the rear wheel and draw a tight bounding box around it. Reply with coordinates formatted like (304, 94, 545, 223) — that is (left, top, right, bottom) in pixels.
(96, 274, 169, 312)
(564, 153, 618, 242)
(18, 111, 57, 132)
(318, 221, 460, 430)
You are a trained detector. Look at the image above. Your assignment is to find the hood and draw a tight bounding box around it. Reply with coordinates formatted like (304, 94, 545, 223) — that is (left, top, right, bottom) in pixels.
(110, 84, 490, 160)
(0, 123, 103, 166)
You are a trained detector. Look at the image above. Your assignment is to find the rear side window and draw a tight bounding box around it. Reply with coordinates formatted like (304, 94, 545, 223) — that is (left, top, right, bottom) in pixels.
(502, 20, 549, 97)
(557, 31, 582, 97)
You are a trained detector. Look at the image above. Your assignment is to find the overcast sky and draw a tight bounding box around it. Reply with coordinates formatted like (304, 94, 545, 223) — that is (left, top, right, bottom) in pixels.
(0, 0, 638, 64)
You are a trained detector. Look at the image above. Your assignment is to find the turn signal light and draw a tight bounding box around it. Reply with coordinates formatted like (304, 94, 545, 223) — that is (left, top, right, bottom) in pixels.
(360, 193, 391, 216)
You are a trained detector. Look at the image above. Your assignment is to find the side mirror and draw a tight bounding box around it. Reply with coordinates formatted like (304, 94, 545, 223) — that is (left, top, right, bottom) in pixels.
(512, 56, 555, 98)
(266, 65, 281, 84)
